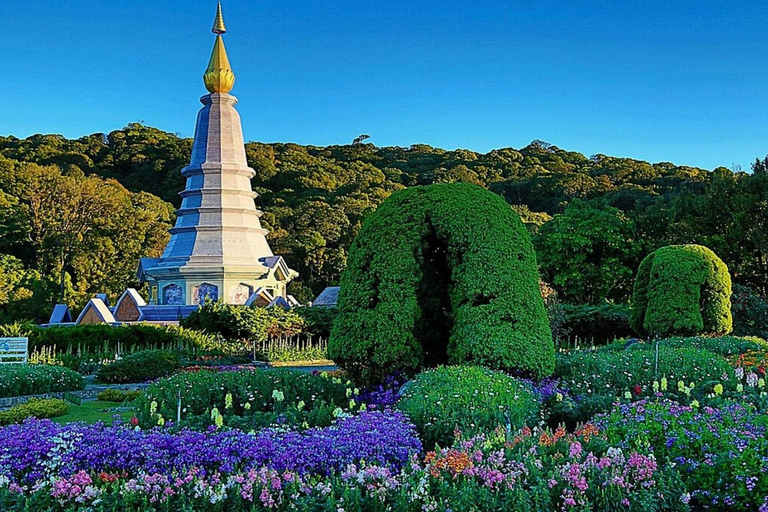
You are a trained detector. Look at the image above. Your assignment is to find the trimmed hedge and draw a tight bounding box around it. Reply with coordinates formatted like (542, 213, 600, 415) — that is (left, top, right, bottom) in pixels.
(0, 365, 84, 398)
(97, 350, 181, 384)
(27, 324, 225, 355)
(329, 183, 554, 384)
(181, 302, 304, 342)
(630, 244, 732, 337)
(560, 303, 632, 345)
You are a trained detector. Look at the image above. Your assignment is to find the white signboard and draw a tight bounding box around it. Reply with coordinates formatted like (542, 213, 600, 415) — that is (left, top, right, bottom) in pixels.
(0, 337, 28, 364)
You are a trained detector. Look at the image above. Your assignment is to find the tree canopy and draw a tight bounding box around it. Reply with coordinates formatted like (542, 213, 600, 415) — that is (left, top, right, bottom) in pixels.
(1, 124, 767, 321)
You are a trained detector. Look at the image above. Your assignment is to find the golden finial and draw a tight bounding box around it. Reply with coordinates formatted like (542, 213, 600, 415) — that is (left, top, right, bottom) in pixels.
(212, 1, 227, 35)
(203, 2, 235, 93)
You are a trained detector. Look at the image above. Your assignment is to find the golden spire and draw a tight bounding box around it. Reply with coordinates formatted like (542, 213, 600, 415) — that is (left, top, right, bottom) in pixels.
(204, 2, 235, 93)
(212, 1, 227, 34)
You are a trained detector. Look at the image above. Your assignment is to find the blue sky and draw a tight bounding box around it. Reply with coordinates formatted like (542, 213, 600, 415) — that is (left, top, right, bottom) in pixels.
(1, 0, 767, 170)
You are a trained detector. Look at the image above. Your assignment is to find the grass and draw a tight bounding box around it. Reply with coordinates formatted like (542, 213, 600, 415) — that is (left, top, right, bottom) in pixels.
(52, 400, 136, 425)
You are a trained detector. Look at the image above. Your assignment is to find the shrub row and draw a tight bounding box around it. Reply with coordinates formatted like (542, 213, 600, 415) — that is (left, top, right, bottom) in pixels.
(97, 350, 181, 384)
(27, 324, 225, 356)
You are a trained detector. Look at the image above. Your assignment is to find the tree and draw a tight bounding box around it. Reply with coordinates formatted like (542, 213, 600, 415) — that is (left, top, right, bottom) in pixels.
(535, 199, 639, 304)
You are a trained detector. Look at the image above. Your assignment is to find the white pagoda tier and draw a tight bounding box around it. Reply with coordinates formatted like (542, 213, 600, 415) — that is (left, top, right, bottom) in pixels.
(139, 2, 297, 306)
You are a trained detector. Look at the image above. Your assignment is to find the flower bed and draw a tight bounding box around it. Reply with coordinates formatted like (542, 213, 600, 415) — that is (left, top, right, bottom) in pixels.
(0, 411, 419, 485)
(0, 364, 84, 398)
(0, 417, 689, 511)
(599, 399, 768, 509)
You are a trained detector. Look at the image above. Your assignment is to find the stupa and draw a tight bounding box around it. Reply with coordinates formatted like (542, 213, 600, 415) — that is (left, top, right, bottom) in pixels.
(138, 2, 297, 306)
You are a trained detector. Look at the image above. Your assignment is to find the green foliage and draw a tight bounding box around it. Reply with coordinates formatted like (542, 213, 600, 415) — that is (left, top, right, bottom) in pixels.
(330, 183, 554, 384)
(135, 368, 360, 431)
(294, 306, 337, 339)
(97, 350, 181, 384)
(26, 324, 224, 355)
(96, 388, 143, 402)
(535, 200, 639, 304)
(553, 346, 734, 423)
(5, 127, 768, 311)
(560, 303, 632, 345)
(657, 335, 768, 357)
(631, 244, 733, 337)
(0, 398, 68, 425)
(731, 284, 768, 339)
(181, 302, 304, 343)
(255, 338, 328, 362)
(397, 366, 539, 449)
(0, 364, 84, 398)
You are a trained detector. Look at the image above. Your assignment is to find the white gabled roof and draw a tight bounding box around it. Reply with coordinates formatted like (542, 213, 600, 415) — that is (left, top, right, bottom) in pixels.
(114, 288, 147, 311)
(76, 298, 118, 325)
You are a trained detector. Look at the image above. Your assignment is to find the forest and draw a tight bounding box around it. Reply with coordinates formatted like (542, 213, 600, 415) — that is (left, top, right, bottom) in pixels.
(0, 122, 767, 323)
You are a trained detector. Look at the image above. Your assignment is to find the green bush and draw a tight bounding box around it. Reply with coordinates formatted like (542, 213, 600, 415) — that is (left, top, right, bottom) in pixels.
(397, 366, 539, 449)
(658, 335, 768, 357)
(630, 244, 732, 337)
(731, 284, 768, 339)
(181, 302, 304, 343)
(295, 306, 337, 339)
(560, 303, 632, 345)
(554, 346, 734, 423)
(329, 183, 554, 384)
(97, 350, 181, 384)
(134, 368, 360, 431)
(96, 388, 143, 402)
(0, 398, 68, 425)
(26, 324, 225, 355)
(0, 365, 84, 398)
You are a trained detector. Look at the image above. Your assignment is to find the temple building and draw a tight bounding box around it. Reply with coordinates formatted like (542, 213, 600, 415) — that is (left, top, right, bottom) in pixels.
(46, 3, 299, 327)
(138, 2, 297, 307)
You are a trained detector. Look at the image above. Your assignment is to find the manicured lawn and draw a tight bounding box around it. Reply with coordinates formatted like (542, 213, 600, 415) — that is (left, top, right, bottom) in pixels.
(52, 400, 136, 425)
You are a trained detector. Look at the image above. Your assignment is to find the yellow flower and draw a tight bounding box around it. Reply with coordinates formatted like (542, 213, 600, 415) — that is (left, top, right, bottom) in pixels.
(677, 381, 685, 392)
(555, 393, 564, 402)
(759, 379, 765, 389)
(157, 414, 165, 426)
(714, 383, 724, 396)
(652, 381, 659, 393)
(737, 383, 744, 393)
(211, 407, 220, 420)
(660, 378, 668, 391)
(690, 400, 699, 408)
(225, 393, 233, 409)
(150, 400, 158, 415)
(244, 402, 251, 410)
(349, 399, 356, 409)
(215, 414, 224, 428)
(297, 400, 305, 410)
(624, 391, 632, 400)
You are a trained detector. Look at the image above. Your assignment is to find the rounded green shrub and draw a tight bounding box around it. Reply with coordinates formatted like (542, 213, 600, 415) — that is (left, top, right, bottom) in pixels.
(97, 350, 181, 384)
(329, 183, 554, 384)
(0, 365, 84, 398)
(96, 388, 143, 403)
(0, 398, 69, 425)
(630, 244, 732, 337)
(397, 366, 539, 449)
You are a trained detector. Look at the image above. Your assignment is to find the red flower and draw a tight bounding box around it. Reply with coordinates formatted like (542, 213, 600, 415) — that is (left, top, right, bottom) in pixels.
(633, 384, 642, 396)
(759, 366, 766, 376)
(130, 416, 139, 426)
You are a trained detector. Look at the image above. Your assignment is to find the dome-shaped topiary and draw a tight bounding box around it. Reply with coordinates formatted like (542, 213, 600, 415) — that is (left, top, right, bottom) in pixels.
(328, 183, 554, 384)
(630, 244, 732, 337)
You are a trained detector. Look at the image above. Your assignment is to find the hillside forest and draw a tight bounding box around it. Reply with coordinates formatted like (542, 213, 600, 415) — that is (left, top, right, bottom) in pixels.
(1, 123, 767, 324)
